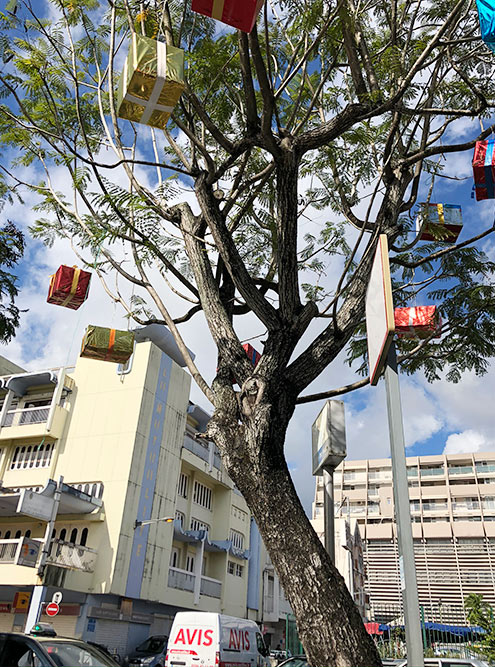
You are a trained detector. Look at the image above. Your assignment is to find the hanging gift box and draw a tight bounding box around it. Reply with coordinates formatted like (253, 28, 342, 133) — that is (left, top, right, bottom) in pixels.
(476, 0, 495, 52)
(191, 0, 263, 33)
(116, 34, 185, 130)
(47, 265, 91, 310)
(473, 138, 495, 201)
(80, 326, 135, 364)
(416, 203, 463, 242)
(394, 306, 442, 339)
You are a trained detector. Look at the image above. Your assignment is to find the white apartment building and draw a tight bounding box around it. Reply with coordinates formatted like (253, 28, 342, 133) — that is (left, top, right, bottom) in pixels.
(0, 326, 290, 657)
(312, 453, 495, 625)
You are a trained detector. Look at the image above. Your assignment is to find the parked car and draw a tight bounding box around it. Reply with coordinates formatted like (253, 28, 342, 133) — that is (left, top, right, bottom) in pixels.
(390, 658, 490, 667)
(124, 635, 168, 667)
(0, 629, 121, 666)
(277, 656, 308, 667)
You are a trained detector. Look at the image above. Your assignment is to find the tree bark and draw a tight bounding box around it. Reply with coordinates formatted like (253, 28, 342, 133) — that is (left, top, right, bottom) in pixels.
(208, 384, 382, 667)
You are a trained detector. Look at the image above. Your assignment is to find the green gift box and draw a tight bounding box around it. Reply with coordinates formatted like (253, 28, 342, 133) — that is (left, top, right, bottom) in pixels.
(116, 33, 185, 130)
(80, 325, 135, 364)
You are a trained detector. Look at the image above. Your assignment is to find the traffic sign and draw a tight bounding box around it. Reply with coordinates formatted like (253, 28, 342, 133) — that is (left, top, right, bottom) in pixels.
(45, 602, 59, 617)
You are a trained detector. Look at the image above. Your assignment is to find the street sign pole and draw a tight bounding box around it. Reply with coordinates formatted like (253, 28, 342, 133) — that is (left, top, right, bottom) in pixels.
(323, 468, 335, 563)
(24, 476, 64, 633)
(385, 342, 424, 667)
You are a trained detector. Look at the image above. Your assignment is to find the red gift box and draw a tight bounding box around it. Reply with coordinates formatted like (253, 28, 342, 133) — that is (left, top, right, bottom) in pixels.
(473, 139, 495, 201)
(47, 265, 91, 310)
(394, 306, 442, 339)
(191, 0, 263, 33)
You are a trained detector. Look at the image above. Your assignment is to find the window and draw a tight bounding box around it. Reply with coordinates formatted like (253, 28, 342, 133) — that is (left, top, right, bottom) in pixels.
(15, 530, 21, 539)
(190, 518, 210, 533)
(10, 443, 54, 470)
(193, 481, 212, 510)
(170, 548, 180, 568)
(186, 554, 195, 572)
(229, 529, 244, 550)
(5, 531, 11, 539)
(70, 528, 78, 544)
(175, 510, 185, 527)
(178, 473, 189, 499)
(25, 530, 31, 538)
(80, 528, 88, 546)
(59, 528, 67, 541)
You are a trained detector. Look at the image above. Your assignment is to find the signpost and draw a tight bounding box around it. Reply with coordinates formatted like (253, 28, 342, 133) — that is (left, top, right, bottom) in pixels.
(365, 235, 424, 667)
(45, 602, 59, 617)
(311, 400, 347, 563)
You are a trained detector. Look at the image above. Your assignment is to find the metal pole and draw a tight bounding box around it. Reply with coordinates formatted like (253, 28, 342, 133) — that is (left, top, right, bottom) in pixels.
(384, 343, 424, 667)
(323, 467, 335, 563)
(24, 475, 64, 633)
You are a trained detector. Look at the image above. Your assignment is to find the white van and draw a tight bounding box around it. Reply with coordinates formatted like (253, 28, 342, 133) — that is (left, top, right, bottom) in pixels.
(165, 611, 269, 667)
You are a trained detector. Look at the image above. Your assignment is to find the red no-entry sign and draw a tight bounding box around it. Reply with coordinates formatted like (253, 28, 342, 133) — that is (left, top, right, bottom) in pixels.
(46, 602, 59, 617)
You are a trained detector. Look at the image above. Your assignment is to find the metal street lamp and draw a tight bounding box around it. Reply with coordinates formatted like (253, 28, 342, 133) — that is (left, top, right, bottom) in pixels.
(134, 516, 174, 529)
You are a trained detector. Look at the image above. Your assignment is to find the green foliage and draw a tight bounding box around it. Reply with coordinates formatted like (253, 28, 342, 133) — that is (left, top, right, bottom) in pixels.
(0, 221, 25, 343)
(464, 594, 495, 662)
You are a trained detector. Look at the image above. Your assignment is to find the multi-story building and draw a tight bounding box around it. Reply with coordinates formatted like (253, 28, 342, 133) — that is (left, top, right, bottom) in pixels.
(0, 326, 264, 657)
(312, 452, 495, 624)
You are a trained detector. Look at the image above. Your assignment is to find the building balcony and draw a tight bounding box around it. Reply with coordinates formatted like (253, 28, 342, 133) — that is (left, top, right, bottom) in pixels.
(0, 538, 33, 564)
(448, 466, 474, 477)
(0, 404, 68, 441)
(183, 435, 222, 471)
(46, 539, 97, 573)
(168, 566, 222, 599)
(452, 502, 480, 512)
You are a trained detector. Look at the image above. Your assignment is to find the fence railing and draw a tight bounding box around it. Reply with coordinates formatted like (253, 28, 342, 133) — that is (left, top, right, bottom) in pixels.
(4, 407, 50, 427)
(0, 539, 23, 563)
(46, 539, 97, 573)
(168, 567, 222, 599)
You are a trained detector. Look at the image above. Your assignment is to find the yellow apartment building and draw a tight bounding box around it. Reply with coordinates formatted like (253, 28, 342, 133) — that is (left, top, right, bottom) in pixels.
(0, 325, 286, 657)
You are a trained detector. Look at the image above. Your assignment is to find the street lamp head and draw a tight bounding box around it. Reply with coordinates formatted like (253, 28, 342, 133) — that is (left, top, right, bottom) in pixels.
(134, 516, 174, 529)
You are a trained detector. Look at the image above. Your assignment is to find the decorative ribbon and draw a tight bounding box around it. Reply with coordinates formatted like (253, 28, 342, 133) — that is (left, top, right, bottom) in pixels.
(211, 0, 225, 20)
(123, 36, 174, 122)
(104, 329, 116, 361)
(60, 267, 81, 307)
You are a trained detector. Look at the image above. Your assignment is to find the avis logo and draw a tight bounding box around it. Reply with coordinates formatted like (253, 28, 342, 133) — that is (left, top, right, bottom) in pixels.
(229, 630, 250, 651)
(174, 629, 213, 646)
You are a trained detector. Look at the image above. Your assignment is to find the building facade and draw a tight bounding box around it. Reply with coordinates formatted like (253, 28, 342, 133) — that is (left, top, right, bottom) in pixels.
(312, 452, 495, 624)
(0, 327, 287, 658)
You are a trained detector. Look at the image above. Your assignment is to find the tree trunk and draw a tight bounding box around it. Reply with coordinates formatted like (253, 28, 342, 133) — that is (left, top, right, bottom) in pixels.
(208, 388, 382, 667)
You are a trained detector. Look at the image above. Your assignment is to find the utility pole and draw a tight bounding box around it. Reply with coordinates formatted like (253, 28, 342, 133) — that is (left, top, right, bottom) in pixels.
(24, 476, 63, 633)
(385, 343, 424, 667)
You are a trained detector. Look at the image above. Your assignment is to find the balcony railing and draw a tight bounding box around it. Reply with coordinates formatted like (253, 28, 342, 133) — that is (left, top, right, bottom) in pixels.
(476, 465, 495, 474)
(0, 539, 26, 563)
(452, 502, 480, 512)
(46, 539, 97, 573)
(183, 436, 222, 470)
(419, 468, 445, 477)
(168, 567, 222, 598)
(448, 466, 474, 476)
(4, 407, 50, 427)
(200, 575, 222, 598)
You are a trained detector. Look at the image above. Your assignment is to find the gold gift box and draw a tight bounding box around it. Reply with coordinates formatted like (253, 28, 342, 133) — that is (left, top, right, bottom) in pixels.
(117, 34, 185, 130)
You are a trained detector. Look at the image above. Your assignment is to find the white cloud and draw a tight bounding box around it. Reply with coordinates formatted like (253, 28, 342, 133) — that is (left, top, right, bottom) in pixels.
(444, 429, 495, 455)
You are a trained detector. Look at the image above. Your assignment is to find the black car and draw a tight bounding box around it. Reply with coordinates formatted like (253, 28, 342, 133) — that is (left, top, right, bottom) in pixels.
(123, 636, 168, 667)
(0, 631, 121, 667)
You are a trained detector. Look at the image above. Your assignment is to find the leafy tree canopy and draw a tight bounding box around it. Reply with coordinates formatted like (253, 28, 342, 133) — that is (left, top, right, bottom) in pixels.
(1, 0, 495, 664)
(0, 220, 25, 343)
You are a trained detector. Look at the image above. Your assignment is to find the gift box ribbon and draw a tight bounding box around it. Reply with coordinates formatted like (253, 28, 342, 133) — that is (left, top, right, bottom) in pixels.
(60, 268, 81, 307)
(104, 329, 116, 361)
(211, 0, 225, 19)
(124, 36, 174, 122)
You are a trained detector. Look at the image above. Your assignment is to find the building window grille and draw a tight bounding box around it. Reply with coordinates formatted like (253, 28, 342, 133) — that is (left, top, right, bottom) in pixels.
(190, 518, 210, 533)
(186, 554, 195, 572)
(175, 510, 185, 527)
(193, 481, 212, 510)
(10, 442, 54, 470)
(178, 473, 189, 499)
(170, 548, 179, 568)
(229, 529, 244, 550)
(227, 560, 244, 577)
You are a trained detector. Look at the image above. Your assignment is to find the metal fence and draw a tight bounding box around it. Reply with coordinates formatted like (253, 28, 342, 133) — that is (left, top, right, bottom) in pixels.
(368, 604, 489, 660)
